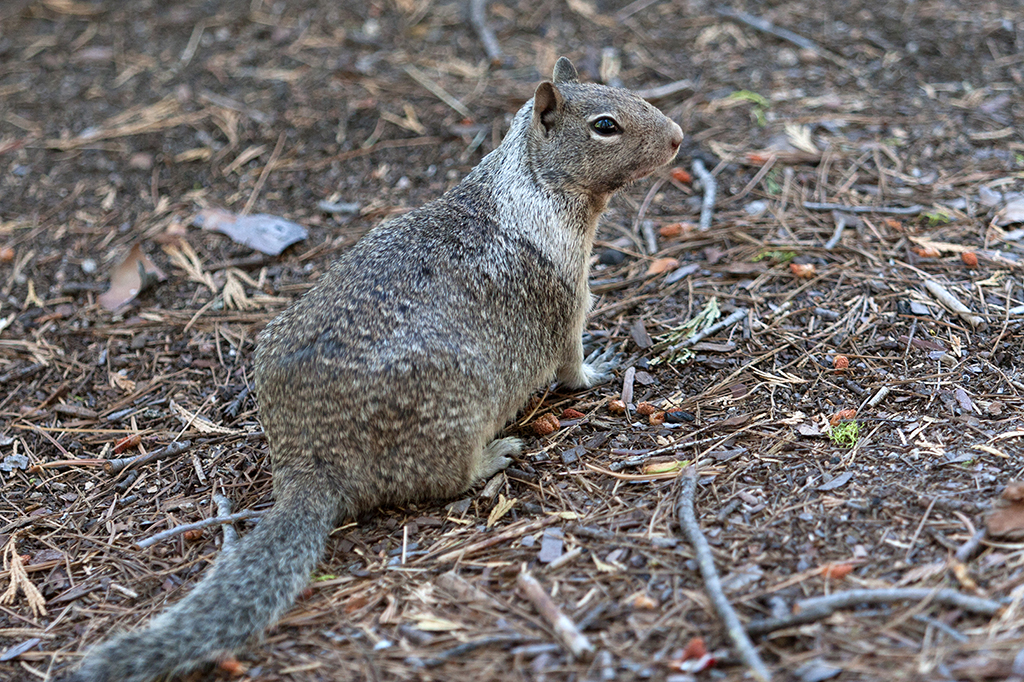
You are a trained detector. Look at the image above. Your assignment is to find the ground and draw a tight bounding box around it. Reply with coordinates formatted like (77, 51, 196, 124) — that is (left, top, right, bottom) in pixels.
(1, 1, 1023, 681)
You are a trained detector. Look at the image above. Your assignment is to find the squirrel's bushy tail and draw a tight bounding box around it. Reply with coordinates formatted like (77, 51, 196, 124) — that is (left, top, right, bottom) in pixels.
(71, 490, 335, 682)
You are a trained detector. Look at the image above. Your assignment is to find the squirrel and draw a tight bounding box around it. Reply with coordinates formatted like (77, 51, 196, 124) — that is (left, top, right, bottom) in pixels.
(69, 57, 682, 682)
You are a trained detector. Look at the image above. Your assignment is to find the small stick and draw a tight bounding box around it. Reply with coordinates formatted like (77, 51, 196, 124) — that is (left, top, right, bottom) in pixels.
(28, 458, 106, 472)
(924, 280, 986, 329)
(678, 307, 747, 349)
(137, 509, 263, 549)
(242, 131, 287, 216)
(516, 569, 594, 660)
(803, 201, 923, 215)
(419, 634, 528, 667)
(633, 177, 666, 254)
(105, 440, 192, 475)
(403, 64, 473, 119)
(953, 528, 987, 563)
(469, 0, 503, 65)
(214, 494, 239, 552)
(824, 212, 853, 250)
(692, 159, 716, 231)
(677, 466, 772, 682)
(635, 79, 694, 103)
(746, 587, 1006, 636)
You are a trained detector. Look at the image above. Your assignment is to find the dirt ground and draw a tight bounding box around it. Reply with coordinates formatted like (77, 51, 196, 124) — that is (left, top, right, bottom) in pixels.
(1, 1, 1023, 680)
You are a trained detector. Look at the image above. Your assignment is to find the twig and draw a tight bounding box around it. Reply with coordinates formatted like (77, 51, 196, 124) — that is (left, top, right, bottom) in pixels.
(403, 64, 473, 119)
(104, 439, 192, 475)
(953, 528, 987, 563)
(419, 634, 528, 667)
(803, 201, 923, 215)
(746, 588, 1006, 635)
(677, 467, 772, 682)
(824, 211, 857, 250)
(516, 569, 594, 660)
(214, 494, 239, 552)
(635, 79, 694, 103)
(679, 307, 747, 349)
(633, 177, 666, 254)
(243, 131, 286, 216)
(137, 509, 263, 549)
(692, 159, 716, 231)
(608, 431, 730, 471)
(469, 0, 503, 65)
(27, 458, 106, 472)
(715, 8, 851, 71)
(923, 280, 986, 329)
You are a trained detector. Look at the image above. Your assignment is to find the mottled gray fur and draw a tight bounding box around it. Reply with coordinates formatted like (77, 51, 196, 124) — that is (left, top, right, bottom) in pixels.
(69, 58, 682, 682)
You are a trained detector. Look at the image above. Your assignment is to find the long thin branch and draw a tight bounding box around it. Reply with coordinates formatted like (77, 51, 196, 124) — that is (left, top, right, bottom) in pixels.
(746, 588, 1006, 635)
(677, 467, 772, 682)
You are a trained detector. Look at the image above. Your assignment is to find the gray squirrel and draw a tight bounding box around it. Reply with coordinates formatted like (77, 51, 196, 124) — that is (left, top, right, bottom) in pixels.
(69, 57, 682, 681)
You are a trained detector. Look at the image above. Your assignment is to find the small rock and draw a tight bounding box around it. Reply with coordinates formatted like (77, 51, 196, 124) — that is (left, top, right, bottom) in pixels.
(776, 48, 798, 67)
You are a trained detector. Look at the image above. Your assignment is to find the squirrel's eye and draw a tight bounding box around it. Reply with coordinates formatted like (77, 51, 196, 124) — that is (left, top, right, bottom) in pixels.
(590, 116, 621, 136)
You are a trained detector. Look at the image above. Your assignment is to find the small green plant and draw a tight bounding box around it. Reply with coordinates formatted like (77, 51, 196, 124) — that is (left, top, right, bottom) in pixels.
(922, 210, 951, 226)
(764, 167, 782, 195)
(727, 90, 770, 126)
(830, 420, 860, 448)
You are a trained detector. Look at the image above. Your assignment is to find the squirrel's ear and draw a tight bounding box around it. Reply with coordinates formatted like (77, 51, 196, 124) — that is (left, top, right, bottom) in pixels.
(552, 57, 579, 84)
(532, 81, 564, 135)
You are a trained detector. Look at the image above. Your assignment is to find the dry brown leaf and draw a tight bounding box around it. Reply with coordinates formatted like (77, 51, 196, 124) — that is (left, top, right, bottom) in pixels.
(646, 257, 680, 276)
(985, 481, 1024, 539)
(99, 243, 167, 311)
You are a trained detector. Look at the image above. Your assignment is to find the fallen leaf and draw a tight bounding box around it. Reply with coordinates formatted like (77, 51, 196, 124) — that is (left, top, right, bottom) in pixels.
(830, 409, 857, 426)
(99, 243, 167, 311)
(646, 257, 680, 276)
(820, 562, 854, 580)
(194, 208, 308, 255)
(630, 592, 658, 609)
(986, 481, 1024, 539)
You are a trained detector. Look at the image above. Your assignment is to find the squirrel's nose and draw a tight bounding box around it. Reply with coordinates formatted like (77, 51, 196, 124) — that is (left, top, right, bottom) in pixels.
(669, 122, 683, 150)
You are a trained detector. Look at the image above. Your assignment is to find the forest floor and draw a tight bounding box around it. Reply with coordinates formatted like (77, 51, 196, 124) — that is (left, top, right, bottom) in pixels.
(1, 1, 1023, 680)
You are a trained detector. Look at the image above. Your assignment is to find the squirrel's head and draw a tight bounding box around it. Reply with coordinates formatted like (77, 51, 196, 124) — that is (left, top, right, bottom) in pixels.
(526, 57, 683, 201)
